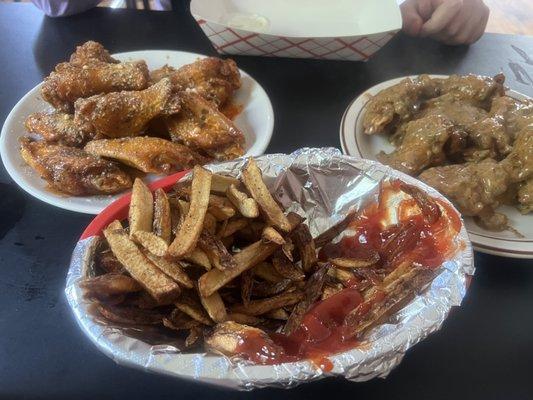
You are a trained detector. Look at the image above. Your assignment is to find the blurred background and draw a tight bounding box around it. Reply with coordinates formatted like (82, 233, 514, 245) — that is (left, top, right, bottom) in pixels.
(2, 0, 532, 35)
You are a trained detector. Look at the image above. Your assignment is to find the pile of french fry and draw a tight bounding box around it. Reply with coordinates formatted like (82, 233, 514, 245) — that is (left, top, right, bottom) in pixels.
(81, 158, 438, 357)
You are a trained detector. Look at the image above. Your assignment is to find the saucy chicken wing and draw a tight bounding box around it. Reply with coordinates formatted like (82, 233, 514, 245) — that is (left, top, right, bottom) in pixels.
(25, 112, 97, 147)
(517, 178, 533, 214)
(502, 127, 533, 182)
(20, 138, 132, 196)
(69, 41, 119, 65)
(150, 57, 241, 107)
(74, 78, 180, 138)
(41, 60, 149, 112)
(84, 137, 208, 174)
(489, 96, 533, 139)
(377, 115, 452, 176)
(166, 91, 245, 160)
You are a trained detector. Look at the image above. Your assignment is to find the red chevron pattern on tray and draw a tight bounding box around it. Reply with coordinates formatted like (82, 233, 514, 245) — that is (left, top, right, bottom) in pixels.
(195, 19, 398, 61)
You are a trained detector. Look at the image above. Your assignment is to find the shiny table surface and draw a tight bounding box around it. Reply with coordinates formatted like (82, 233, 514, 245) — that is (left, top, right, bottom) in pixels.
(0, 2, 532, 399)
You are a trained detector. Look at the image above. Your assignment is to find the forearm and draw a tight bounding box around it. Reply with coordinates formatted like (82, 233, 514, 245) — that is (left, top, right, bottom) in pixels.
(31, 0, 102, 17)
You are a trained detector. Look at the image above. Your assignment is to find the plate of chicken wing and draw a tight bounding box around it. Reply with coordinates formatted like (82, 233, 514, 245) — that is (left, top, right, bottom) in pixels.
(0, 41, 274, 214)
(340, 74, 533, 258)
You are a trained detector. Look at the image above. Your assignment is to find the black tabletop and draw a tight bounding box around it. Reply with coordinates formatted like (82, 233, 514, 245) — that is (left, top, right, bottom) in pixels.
(1, 3, 533, 400)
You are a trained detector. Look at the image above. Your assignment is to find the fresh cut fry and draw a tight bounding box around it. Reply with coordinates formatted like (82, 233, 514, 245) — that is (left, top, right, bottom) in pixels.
(199, 290, 227, 323)
(153, 188, 171, 244)
(129, 178, 153, 238)
(131, 231, 168, 257)
(144, 252, 194, 289)
(168, 166, 212, 258)
(226, 184, 259, 218)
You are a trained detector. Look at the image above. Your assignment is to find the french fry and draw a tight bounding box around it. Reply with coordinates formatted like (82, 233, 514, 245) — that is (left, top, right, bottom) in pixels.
(168, 166, 212, 258)
(174, 293, 213, 326)
(264, 308, 289, 320)
(163, 309, 200, 330)
(96, 250, 124, 274)
(131, 231, 168, 257)
(199, 290, 227, 323)
(104, 222, 181, 303)
(330, 255, 379, 269)
(183, 248, 212, 270)
(203, 212, 218, 235)
(217, 217, 249, 238)
(227, 312, 263, 326)
(185, 326, 203, 347)
(240, 269, 253, 306)
(129, 178, 153, 238)
(242, 158, 291, 231)
(198, 231, 236, 270)
(262, 226, 285, 245)
(271, 250, 305, 281)
(314, 210, 357, 248)
(226, 184, 259, 218)
(230, 291, 304, 316)
(252, 262, 284, 283)
(80, 273, 142, 299)
(327, 266, 355, 284)
(97, 303, 164, 325)
(144, 252, 194, 289)
(291, 224, 317, 273)
(208, 204, 236, 221)
(153, 188, 171, 244)
(210, 174, 240, 194)
(252, 278, 293, 298)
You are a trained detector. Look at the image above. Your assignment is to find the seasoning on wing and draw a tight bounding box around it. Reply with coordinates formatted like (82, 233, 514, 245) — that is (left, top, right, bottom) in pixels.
(84, 136, 208, 174)
(69, 41, 119, 64)
(25, 112, 97, 147)
(41, 60, 149, 113)
(166, 91, 245, 161)
(75, 78, 180, 138)
(19, 138, 132, 196)
(151, 57, 241, 107)
(517, 178, 533, 214)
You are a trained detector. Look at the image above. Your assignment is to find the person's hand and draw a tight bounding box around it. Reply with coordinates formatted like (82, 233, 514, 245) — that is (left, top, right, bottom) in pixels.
(400, 0, 490, 45)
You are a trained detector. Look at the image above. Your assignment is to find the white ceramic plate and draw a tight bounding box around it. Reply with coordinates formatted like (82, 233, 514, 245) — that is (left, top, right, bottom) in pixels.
(340, 75, 533, 258)
(0, 50, 274, 214)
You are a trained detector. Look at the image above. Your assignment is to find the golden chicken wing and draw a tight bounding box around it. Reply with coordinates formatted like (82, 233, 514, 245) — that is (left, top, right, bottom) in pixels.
(74, 78, 180, 138)
(69, 41, 118, 64)
(150, 57, 241, 107)
(20, 138, 132, 196)
(84, 137, 208, 174)
(25, 112, 97, 147)
(41, 60, 149, 112)
(165, 91, 245, 160)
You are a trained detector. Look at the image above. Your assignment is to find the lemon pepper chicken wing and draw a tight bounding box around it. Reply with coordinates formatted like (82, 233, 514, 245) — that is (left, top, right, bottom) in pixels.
(41, 60, 149, 113)
(151, 57, 241, 107)
(74, 78, 180, 138)
(69, 41, 119, 65)
(25, 112, 97, 147)
(166, 91, 245, 160)
(19, 138, 132, 196)
(84, 137, 208, 174)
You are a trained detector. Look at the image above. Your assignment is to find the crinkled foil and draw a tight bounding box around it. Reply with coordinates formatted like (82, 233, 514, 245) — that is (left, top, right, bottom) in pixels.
(65, 148, 474, 390)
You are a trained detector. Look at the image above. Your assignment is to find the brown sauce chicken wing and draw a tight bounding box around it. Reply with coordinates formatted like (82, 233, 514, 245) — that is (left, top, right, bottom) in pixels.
(20, 138, 132, 196)
(150, 57, 241, 107)
(377, 115, 452, 176)
(502, 127, 533, 182)
(489, 96, 533, 139)
(84, 137, 208, 174)
(165, 91, 245, 161)
(41, 60, 149, 113)
(517, 178, 533, 214)
(25, 112, 97, 147)
(74, 78, 180, 138)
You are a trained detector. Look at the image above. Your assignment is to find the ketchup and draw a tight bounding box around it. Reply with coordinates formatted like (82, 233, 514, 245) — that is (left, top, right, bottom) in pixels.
(235, 180, 462, 368)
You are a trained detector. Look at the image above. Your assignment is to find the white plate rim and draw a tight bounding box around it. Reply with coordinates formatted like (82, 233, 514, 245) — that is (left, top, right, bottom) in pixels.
(339, 74, 533, 259)
(0, 49, 274, 215)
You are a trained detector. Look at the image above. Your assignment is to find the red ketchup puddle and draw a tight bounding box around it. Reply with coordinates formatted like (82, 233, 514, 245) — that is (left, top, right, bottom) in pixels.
(234, 180, 462, 370)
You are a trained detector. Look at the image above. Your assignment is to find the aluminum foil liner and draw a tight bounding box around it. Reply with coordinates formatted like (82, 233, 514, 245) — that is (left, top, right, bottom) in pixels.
(65, 148, 474, 390)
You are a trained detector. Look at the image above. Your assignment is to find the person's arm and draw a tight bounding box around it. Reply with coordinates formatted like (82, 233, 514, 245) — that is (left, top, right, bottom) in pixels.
(400, 0, 490, 45)
(31, 0, 102, 17)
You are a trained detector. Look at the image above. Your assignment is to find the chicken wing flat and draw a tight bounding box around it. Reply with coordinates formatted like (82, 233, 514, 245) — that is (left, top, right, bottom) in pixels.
(25, 112, 97, 147)
(166, 91, 245, 160)
(84, 137, 208, 174)
(502, 127, 533, 182)
(41, 60, 149, 112)
(419, 159, 510, 217)
(69, 41, 118, 65)
(429, 73, 505, 109)
(517, 178, 533, 214)
(362, 75, 440, 135)
(20, 138, 132, 196)
(490, 96, 533, 139)
(150, 57, 241, 107)
(74, 78, 180, 138)
(462, 117, 512, 162)
(377, 115, 452, 176)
